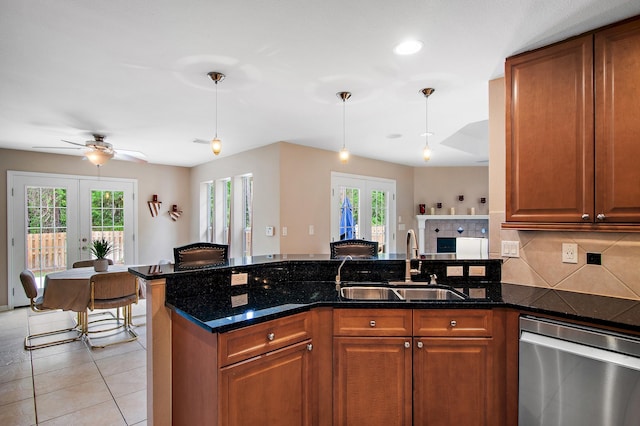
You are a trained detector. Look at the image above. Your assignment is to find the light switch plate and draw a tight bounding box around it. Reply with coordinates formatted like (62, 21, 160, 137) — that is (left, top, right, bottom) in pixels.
(501, 241, 520, 257)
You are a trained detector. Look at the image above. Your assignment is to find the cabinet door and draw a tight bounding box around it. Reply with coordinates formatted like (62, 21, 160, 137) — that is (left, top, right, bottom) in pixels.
(595, 17, 640, 222)
(414, 338, 492, 426)
(219, 339, 313, 426)
(506, 35, 594, 222)
(334, 337, 412, 426)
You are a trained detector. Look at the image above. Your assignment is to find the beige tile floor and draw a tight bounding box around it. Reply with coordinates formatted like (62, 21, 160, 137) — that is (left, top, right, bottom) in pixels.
(0, 302, 147, 425)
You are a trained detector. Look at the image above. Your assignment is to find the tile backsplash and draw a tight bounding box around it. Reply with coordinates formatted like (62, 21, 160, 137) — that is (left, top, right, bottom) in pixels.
(492, 212, 640, 301)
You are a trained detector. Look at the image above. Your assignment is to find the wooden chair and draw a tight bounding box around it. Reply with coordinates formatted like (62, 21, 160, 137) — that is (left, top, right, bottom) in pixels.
(72, 259, 114, 268)
(173, 242, 228, 270)
(330, 239, 379, 259)
(81, 271, 139, 348)
(19, 269, 82, 350)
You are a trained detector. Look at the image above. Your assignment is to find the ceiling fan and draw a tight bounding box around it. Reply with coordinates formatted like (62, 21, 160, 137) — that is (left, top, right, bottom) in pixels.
(35, 134, 148, 166)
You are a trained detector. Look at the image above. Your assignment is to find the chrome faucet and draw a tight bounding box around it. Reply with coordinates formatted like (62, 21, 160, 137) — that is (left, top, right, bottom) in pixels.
(335, 255, 352, 290)
(405, 229, 419, 282)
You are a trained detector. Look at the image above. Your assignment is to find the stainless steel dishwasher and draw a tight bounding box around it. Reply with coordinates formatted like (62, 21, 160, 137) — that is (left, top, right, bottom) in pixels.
(519, 316, 640, 426)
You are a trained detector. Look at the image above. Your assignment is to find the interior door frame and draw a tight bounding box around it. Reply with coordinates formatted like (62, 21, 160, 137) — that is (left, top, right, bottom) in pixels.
(6, 170, 138, 308)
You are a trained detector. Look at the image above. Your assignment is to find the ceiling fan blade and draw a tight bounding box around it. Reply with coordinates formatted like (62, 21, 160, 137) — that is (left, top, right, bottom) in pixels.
(33, 145, 82, 150)
(193, 138, 210, 145)
(61, 139, 88, 147)
(114, 151, 148, 163)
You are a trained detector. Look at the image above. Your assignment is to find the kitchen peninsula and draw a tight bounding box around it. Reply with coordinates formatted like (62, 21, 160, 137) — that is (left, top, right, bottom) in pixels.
(129, 255, 640, 426)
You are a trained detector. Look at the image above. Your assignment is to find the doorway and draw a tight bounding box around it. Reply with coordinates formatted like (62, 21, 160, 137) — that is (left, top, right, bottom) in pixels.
(7, 171, 138, 307)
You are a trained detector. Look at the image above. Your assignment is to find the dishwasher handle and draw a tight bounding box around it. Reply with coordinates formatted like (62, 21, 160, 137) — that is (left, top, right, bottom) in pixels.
(521, 331, 640, 372)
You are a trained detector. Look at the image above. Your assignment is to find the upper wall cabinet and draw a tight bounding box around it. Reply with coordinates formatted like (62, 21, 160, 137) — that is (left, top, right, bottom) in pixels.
(505, 16, 640, 231)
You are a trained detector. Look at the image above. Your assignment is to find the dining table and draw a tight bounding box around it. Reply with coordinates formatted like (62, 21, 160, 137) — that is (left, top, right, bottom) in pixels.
(42, 265, 133, 312)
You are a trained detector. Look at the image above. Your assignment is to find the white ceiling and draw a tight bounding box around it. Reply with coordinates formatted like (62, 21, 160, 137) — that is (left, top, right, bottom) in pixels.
(1, 1, 639, 168)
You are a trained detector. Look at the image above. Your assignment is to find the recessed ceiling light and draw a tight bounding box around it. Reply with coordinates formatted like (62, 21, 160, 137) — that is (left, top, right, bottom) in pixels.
(394, 40, 423, 55)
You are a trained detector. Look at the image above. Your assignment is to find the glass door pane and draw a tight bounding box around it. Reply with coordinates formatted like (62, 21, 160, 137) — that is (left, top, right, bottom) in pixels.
(79, 179, 136, 265)
(370, 190, 388, 253)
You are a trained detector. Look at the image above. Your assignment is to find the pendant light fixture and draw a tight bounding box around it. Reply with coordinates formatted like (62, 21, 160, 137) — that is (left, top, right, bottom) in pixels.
(420, 87, 435, 161)
(337, 91, 351, 164)
(208, 71, 225, 156)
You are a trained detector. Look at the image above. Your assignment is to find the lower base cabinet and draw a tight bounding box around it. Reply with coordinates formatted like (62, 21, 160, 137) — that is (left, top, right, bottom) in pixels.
(413, 338, 492, 426)
(333, 308, 500, 426)
(334, 337, 413, 425)
(219, 339, 313, 426)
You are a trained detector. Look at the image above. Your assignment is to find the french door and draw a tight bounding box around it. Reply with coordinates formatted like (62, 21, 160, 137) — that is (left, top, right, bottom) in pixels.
(330, 172, 396, 254)
(7, 171, 137, 307)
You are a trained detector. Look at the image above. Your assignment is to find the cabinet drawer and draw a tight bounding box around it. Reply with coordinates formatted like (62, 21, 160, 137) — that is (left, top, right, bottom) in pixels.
(218, 312, 311, 366)
(413, 309, 493, 337)
(333, 309, 412, 336)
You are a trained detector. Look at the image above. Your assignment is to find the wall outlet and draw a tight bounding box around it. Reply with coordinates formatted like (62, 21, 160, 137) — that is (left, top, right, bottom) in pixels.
(501, 241, 520, 257)
(562, 243, 578, 264)
(446, 266, 464, 277)
(308, 225, 314, 235)
(231, 272, 248, 286)
(282, 226, 287, 236)
(469, 266, 486, 277)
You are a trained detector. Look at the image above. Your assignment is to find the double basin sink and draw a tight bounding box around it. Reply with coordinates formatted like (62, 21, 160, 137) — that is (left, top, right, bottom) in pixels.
(340, 283, 466, 302)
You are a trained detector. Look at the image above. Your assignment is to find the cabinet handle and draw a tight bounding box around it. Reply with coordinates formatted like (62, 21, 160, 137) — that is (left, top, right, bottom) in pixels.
(417, 341, 424, 349)
(370, 320, 376, 327)
(581, 213, 590, 220)
(307, 343, 313, 351)
(450, 320, 457, 327)
(404, 341, 410, 348)
(267, 332, 275, 341)
(596, 213, 606, 221)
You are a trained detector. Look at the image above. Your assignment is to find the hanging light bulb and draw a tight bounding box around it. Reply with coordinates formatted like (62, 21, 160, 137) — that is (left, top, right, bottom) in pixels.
(420, 88, 435, 162)
(337, 91, 351, 164)
(208, 71, 226, 156)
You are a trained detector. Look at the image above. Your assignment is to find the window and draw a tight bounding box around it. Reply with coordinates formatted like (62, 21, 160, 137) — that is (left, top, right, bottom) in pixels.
(241, 175, 253, 257)
(205, 174, 253, 257)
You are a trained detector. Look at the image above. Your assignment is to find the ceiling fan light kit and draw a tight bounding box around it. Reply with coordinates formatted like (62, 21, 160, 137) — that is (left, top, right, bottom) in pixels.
(86, 149, 114, 166)
(208, 71, 225, 156)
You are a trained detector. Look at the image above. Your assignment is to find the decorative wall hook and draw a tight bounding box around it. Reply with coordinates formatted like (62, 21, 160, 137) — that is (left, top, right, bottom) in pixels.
(148, 194, 162, 217)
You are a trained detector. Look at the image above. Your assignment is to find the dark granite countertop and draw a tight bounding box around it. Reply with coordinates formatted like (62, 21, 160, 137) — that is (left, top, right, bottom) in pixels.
(129, 256, 640, 335)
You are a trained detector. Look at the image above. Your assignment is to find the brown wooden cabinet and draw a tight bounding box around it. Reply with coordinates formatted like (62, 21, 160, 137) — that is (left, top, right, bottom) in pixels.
(333, 308, 502, 426)
(219, 339, 313, 426)
(333, 309, 413, 425)
(413, 310, 495, 426)
(172, 311, 317, 426)
(505, 15, 640, 230)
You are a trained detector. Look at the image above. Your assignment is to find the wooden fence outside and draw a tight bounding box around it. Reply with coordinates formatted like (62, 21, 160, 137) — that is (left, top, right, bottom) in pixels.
(27, 231, 125, 273)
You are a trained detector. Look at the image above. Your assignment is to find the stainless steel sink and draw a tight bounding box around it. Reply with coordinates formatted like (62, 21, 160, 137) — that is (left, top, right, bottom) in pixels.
(339, 285, 466, 301)
(340, 286, 401, 301)
(394, 288, 465, 301)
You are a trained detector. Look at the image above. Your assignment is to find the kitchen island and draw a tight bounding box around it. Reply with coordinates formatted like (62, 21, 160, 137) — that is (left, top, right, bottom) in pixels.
(129, 254, 640, 425)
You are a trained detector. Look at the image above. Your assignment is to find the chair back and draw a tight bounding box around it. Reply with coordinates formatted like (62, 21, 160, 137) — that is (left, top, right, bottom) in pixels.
(173, 242, 228, 269)
(19, 269, 38, 300)
(90, 272, 139, 310)
(330, 239, 379, 259)
(73, 259, 114, 268)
